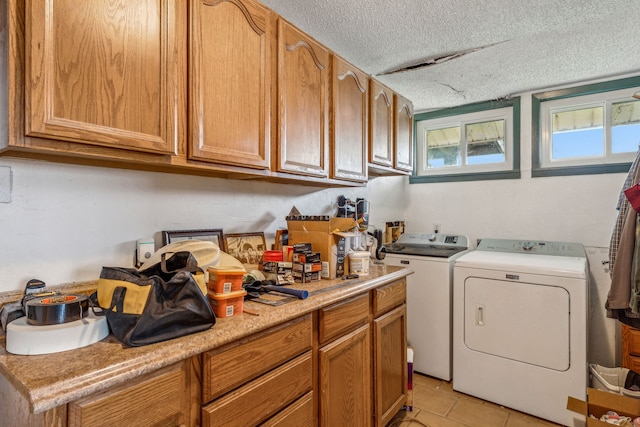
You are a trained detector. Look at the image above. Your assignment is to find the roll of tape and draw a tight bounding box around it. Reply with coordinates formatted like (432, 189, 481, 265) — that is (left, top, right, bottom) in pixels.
(25, 294, 90, 326)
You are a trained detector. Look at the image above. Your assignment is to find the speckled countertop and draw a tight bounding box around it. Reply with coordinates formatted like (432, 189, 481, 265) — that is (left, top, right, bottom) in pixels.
(0, 264, 411, 414)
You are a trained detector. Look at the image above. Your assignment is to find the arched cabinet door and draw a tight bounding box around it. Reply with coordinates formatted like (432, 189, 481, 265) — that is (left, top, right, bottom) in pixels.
(26, 0, 185, 155)
(276, 20, 329, 178)
(369, 80, 394, 168)
(330, 55, 368, 183)
(394, 94, 414, 173)
(189, 0, 274, 169)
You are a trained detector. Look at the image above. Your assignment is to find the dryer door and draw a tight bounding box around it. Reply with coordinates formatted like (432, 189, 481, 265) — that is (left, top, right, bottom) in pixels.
(463, 277, 570, 371)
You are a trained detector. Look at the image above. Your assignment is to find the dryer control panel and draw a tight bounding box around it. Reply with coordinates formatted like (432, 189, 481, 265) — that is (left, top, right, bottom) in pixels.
(476, 238, 586, 257)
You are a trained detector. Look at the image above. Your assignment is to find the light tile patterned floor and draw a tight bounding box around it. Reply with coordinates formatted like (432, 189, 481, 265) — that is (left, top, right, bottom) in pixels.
(388, 373, 563, 427)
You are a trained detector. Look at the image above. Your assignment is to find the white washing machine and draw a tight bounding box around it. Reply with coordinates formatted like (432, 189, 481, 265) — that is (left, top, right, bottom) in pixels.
(453, 238, 588, 426)
(383, 233, 469, 381)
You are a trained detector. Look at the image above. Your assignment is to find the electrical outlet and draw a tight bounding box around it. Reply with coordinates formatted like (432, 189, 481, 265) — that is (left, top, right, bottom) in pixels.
(0, 166, 12, 203)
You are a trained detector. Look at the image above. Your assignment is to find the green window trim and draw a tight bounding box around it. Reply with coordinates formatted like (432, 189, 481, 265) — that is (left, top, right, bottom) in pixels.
(410, 97, 521, 184)
(531, 76, 640, 178)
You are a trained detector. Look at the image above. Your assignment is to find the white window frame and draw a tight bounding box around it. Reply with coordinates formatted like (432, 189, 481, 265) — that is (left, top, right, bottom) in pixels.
(539, 88, 639, 169)
(416, 107, 513, 177)
(532, 75, 640, 177)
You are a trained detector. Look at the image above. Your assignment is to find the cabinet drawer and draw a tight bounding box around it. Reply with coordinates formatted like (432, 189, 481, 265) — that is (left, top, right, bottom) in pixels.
(628, 355, 640, 374)
(261, 391, 314, 427)
(319, 293, 370, 345)
(373, 279, 406, 317)
(626, 325, 640, 357)
(203, 315, 312, 402)
(202, 352, 313, 427)
(68, 361, 191, 427)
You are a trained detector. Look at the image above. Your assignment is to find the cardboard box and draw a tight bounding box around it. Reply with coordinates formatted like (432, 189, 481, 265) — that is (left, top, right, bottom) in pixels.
(567, 388, 640, 426)
(292, 270, 320, 283)
(287, 217, 358, 279)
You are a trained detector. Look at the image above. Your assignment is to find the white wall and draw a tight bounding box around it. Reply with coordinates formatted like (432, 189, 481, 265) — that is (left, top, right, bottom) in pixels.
(0, 157, 405, 293)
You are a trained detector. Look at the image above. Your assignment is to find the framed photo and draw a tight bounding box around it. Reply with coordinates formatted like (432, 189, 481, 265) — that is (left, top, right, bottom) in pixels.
(162, 229, 225, 251)
(224, 232, 266, 265)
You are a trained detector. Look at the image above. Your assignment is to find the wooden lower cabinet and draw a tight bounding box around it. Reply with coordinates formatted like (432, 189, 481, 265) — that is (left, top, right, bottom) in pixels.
(201, 315, 313, 426)
(68, 359, 198, 427)
(319, 324, 373, 427)
(622, 323, 640, 372)
(0, 280, 407, 427)
(374, 305, 407, 427)
(202, 352, 313, 426)
(316, 279, 407, 427)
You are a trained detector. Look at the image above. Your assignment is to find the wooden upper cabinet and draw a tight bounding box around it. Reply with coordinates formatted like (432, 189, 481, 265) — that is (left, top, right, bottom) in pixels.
(25, 0, 185, 155)
(394, 94, 414, 173)
(189, 0, 274, 169)
(369, 80, 394, 168)
(330, 55, 368, 183)
(276, 20, 329, 178)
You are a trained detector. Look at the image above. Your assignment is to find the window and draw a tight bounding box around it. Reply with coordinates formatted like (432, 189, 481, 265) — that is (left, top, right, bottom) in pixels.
(532, 76, 640, 177)
(411, 98, 520, 183)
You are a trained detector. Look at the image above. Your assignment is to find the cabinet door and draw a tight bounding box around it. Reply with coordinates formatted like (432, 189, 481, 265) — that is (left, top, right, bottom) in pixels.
(330, 55, 368, 182)
(373, 305, 407, 427)
(26, 0, 184, 155)
(189, 0, 274, 169)
(276, 20, 329, 177)
(369, 80, 393, 168)
(319, 324, 372, 427)
(394, 94, 414, 173)
(68, 359, 197, 427)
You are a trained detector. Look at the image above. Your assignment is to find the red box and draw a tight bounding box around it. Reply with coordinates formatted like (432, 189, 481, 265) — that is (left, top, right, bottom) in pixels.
(208, 289, 247, 318)
(207, 266, 245, 294)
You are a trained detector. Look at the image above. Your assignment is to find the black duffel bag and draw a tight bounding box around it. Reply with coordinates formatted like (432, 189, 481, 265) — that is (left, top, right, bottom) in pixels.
(95, 251, 216, 347)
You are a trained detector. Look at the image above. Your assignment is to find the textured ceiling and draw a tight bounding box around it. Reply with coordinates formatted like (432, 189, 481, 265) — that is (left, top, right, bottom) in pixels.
(259, 0, 640, 112)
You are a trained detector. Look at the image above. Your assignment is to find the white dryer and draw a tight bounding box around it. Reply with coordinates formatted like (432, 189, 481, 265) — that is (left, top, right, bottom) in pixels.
(453, 239, 588, 427)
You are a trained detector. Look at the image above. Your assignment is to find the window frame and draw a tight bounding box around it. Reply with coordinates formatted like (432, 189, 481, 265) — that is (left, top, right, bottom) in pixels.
(532, 76, 640, 177)
(411, 98, 521, 184)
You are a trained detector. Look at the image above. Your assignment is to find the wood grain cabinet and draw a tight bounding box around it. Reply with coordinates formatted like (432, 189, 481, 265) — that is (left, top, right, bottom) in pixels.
(0, 279, 409, 426)
(372, 280, 408, 427)
(622, 324, 640, 372)
(68, 359, 198, 427)
(369, 79, 414, 176)
(329, 55, 368, 183)
(189, 0, 274, 170)
(317, 280, 408, 427)
(275, 19, 330, 178)
(24, 0, 185, 155)
(369, 79, 394, 169)
(394, 94, 414, 173)
(201, 315, 314, 426)
(3, 1, 414, 185)
(318, 293, 373, 427)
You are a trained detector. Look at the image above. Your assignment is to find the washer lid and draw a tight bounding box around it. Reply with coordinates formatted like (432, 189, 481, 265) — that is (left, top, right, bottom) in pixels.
(383, 232, 469, 257)
(454, 250, 588, 279)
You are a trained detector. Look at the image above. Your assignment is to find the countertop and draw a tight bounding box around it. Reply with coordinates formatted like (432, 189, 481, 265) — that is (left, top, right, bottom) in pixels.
(0, 264, 411, 414)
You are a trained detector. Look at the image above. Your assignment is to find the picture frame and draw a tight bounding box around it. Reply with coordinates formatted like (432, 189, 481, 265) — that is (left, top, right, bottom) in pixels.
(162, 229, 225, 251)
(224, 232, 266, 265)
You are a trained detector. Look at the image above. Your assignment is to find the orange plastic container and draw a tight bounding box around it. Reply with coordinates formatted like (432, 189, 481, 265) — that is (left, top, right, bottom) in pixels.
(208, 289, 247, 318)
(207, 266, 245, 294)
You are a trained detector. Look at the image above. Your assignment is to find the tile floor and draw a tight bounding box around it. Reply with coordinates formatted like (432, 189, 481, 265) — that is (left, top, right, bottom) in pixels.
(388, 373, 563, 427)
